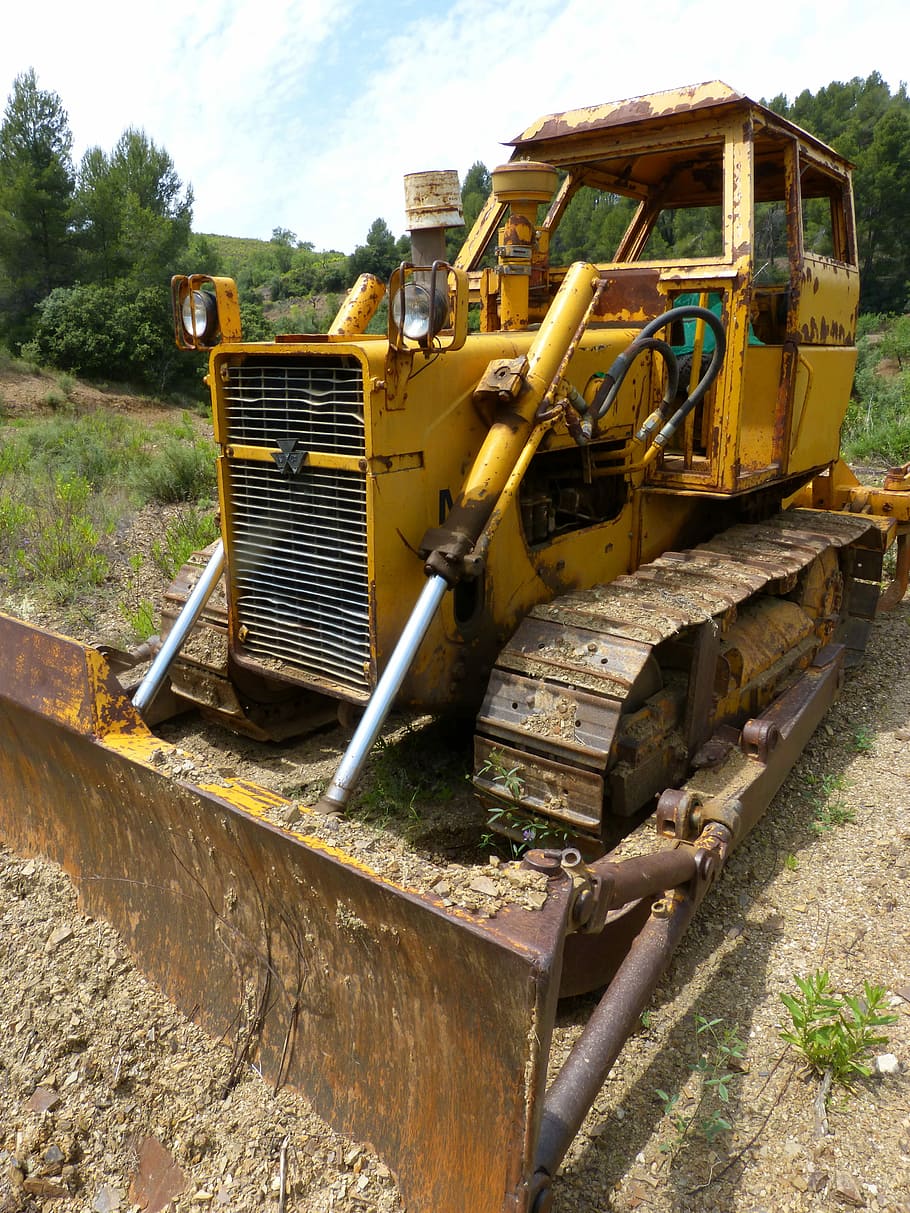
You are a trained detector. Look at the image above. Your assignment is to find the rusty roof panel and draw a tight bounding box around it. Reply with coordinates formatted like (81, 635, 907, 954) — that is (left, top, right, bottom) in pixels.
(510, 82, 744, 146)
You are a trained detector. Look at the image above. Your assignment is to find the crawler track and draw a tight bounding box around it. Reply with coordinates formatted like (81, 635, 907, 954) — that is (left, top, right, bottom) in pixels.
(474, 509, 884, 848)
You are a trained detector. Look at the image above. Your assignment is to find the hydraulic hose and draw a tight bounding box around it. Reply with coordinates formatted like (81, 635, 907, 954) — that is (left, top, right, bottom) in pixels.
(635, 305, 726, 451)
(589, 335, 679, 427)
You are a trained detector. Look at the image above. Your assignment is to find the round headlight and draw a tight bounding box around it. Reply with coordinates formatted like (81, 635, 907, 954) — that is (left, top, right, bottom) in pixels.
(398, 281, 449, 344)
(181, 289, 218, 342)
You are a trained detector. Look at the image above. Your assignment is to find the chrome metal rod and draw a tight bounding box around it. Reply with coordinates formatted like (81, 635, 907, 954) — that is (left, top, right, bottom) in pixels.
(320, 574, 449, 811)
(131, 540, 225, 716)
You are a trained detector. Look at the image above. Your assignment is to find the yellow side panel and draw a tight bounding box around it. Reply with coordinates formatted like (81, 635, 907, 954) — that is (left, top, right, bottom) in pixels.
(795, 256, 859, 345)
(790, 346, 857, 472)
(738, 346, 783, 476)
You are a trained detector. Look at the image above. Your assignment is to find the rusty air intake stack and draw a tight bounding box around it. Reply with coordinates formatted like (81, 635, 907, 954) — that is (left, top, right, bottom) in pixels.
(491, 160, 558, 330)
(403, 168, 464, 265)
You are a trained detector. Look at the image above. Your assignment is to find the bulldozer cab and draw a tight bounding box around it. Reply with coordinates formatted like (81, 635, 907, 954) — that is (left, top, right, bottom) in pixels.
(459, 81, 860, 494)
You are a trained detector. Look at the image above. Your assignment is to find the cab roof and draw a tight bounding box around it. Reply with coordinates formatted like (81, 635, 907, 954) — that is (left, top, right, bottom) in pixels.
(509, 80, 851, 173)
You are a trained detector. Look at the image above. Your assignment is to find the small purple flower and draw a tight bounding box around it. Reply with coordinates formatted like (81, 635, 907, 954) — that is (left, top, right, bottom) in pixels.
(522, 827, 535, 843)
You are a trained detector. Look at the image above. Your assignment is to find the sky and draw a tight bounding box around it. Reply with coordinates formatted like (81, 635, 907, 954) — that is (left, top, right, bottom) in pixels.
(2, 0, 907, 254)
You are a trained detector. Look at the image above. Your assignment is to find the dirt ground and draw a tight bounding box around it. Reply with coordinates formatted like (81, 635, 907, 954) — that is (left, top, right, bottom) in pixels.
(1, 382, 909, 1213)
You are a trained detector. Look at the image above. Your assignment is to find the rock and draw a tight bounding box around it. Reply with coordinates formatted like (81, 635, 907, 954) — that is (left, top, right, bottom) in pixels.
(468, 874, 499, 897)
(26, 1087, 61, 1113)
(834, 1170, 865, 1206)
(45, 925, 73, 952)
(874, 1053, 900, 1075)
(128, 1137, 187, 1213)
(93, 1184, 124, 1213)
(23, 1177, 68, 1198)
(808, 1170, 829, 1193)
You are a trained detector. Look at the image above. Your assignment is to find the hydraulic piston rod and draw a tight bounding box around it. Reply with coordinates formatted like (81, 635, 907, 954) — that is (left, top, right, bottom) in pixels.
(318, 573, 449, 813)
(132, 540, 225, 716)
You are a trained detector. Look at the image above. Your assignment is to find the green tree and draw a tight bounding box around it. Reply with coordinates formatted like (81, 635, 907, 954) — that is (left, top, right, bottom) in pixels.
(0, 69, 75, 342)
(75, 127, 193, 287)
(347, 218, 402, 282)
(768, 75, 910, 313)
(29, 280, 180, 390)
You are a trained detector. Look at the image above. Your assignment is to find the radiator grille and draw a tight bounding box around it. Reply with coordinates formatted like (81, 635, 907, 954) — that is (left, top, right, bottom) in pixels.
(223, 356, 365, 454)
(222, 357, 370, 692)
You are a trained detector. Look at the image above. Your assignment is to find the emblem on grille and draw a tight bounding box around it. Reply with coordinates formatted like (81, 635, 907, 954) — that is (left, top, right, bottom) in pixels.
(271, 438, 309, 476)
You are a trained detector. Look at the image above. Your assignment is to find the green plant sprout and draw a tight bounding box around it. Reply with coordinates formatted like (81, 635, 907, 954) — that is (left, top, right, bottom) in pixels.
(780, 970, 897, 1095)
(656, 1014, 747, 1156)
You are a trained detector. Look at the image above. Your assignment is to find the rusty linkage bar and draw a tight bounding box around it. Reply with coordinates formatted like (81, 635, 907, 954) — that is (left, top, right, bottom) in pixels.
(526, 826, 731, 1213)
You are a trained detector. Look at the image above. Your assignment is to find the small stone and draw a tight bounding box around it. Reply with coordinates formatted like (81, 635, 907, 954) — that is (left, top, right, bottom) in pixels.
(93, 1185, 123, 1213)
(834, 1170, 865, 1206)
(278, 803, 304, 827)
(874, 1053, 900, 1075)
(45, 925, 73, 953)
(27, 1087, 61, 1113)
(790, 1173, 809, 1192)
(468, 875, 499, 897)
(808, 1170, 829, 1193)
(431, 880, 451, 899)
(43, 1144, 65, 1169)
(21, 860, 37, 877)
(894, 728, 910, 742)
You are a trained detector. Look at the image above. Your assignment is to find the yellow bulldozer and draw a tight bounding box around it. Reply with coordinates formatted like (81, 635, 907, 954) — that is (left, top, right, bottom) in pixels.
(1, 82, 909, 1213)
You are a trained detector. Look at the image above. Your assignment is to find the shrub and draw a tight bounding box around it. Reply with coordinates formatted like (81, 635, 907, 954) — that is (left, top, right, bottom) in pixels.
(29, 281, 188, 392)
(130, 432, 216, 504)
(150, 505, 218, 578)
(843, 366, 910, 463)
(14, 474, 111, 602)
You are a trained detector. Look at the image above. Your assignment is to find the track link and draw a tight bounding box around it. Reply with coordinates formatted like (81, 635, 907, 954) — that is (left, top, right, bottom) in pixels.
(474, 510, 884, 847)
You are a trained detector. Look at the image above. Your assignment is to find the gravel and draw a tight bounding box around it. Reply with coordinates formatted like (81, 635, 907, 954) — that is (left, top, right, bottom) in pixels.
(1, 392, 908, 1211)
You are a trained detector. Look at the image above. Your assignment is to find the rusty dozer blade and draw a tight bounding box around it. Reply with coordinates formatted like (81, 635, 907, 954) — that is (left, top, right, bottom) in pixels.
(0, 613, 856, 1211)
(0, 612, 571, 1213)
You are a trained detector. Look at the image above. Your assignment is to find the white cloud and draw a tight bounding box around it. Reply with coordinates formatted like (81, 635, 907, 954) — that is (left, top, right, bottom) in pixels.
(1, 0, 907, 251)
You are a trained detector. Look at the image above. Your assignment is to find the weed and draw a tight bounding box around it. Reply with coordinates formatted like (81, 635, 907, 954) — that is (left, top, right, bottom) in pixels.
(805, 772, 855, 832)
(784, 853, 799, 871)
(852, 727, 874, 754)
(780, 970, 897, 1095)
(477, 750, 525, 802)
(476, 750, 570, 855)
(131, 428, 216, 504)
(119, 598, 157, 643)
(656, 1014, 747, 1156)
(354, 722, 462, 826)
(484, 803, 569, 856)
(117, 553, 157, 642)
(150, 505, 219, 578)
